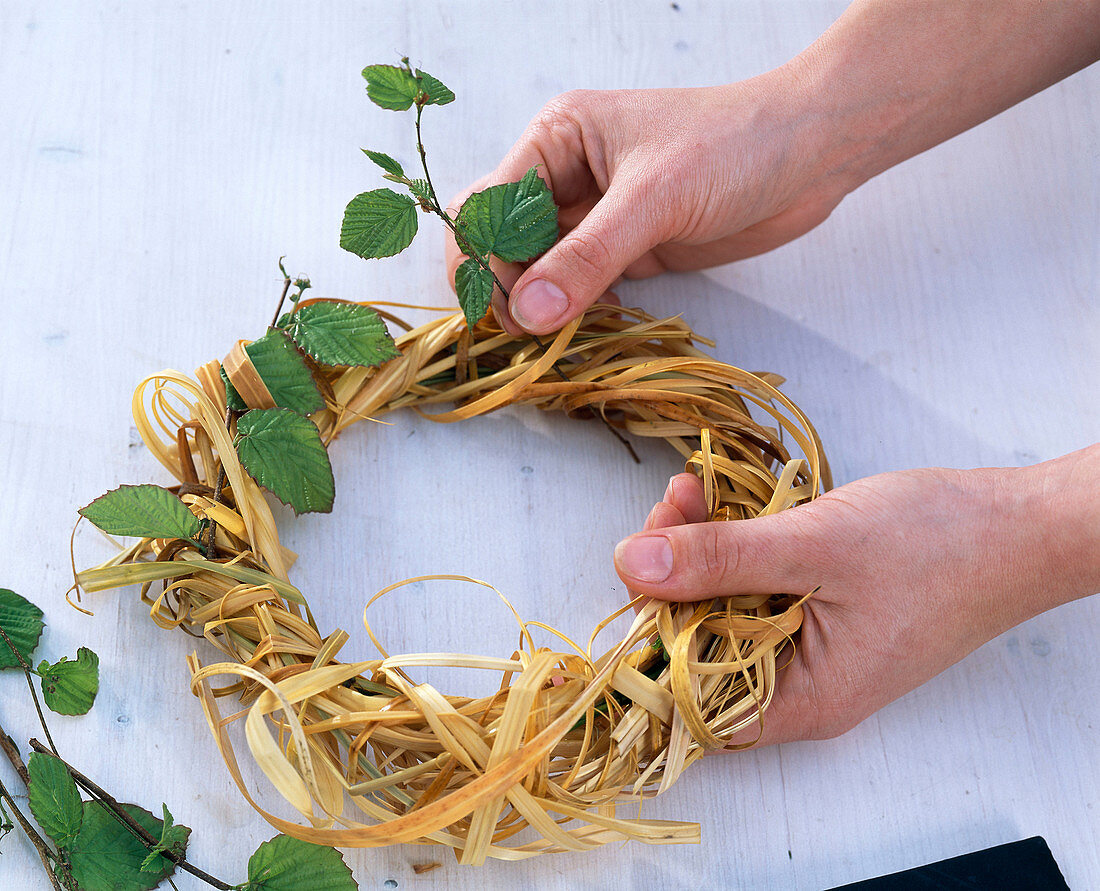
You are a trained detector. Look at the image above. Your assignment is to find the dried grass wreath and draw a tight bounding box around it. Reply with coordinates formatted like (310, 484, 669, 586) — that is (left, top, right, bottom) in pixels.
(75, 300, 829, 863)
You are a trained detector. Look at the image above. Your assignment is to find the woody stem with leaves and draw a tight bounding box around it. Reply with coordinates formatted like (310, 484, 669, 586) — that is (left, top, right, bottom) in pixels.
(342, 58, 639, 461)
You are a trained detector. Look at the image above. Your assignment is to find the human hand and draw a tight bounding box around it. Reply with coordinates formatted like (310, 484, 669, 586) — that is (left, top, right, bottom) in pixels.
(445, 3, 1100, 337)
(444, 78, 851, 335)
(614, 448, 1100, 746)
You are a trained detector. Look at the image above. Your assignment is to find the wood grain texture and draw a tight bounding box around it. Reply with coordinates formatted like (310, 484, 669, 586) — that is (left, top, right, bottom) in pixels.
(0, 1, 1096, 888)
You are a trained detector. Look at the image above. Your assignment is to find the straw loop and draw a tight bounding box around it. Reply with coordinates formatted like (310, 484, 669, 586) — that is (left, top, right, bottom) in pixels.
(82, 305, 829, 859)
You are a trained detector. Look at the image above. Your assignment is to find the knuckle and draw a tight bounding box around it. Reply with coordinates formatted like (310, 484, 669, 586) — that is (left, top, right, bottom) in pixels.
(559, 229, 614, 282)
(526, 92, 587, 146)
(697, 525, 738, 586)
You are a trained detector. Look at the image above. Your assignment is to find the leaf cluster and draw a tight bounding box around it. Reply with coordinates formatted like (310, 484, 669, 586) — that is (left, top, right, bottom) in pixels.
(0, 587, 359, 890)
(341, 58, 560, 328)
(78, 281, 400, 550)
(0, 588, 98, 717)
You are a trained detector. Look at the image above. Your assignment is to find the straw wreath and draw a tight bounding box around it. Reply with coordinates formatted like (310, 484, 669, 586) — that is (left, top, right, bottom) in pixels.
(75, 301, 829, 863)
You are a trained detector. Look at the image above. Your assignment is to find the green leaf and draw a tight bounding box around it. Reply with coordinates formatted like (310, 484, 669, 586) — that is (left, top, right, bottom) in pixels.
(78, 484, 202, 543)
(282, 302, 399, 368)
(361, 149, 404, 178)
(139, 805, 189, 873)
(246, 835, 356, 891)
(408, 178, 432, 206)
(340, 189, 418, 260)
(454, 258, 495, 329)
(27, 752, 83, 848)
(220, 366, 247, 412)
(235, 409, 335, 515)
(414, 69, 455, 106)
(456, 167, 559, 263)
(362, 64, 420, 111)
(67, 801, 189, 891)
(244, 329, 324, 415)
(0, 588, 44, 670)
(38, 647, 99, 716)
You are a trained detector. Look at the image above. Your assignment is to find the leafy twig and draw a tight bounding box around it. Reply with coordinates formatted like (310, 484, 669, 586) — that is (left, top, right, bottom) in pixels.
(28, 740, 234, 890)
(0, 625, 58, 755)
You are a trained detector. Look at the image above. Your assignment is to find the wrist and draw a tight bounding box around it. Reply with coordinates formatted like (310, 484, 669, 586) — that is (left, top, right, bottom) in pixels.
(1015, 445, 1100, 612)
(723, 64, 862, 220)
(775, 0, 1100, 195)
(976, 446, 1100, 635)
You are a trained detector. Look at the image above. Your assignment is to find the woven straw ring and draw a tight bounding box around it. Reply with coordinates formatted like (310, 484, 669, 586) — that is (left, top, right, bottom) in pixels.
(78, 303, 829, 863)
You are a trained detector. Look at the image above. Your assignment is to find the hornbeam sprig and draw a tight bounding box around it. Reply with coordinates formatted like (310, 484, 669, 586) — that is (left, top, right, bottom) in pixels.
(341, 58, 559, 328)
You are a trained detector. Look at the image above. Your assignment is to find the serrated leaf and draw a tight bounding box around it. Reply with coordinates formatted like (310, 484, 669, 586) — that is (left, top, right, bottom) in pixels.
(0, 588, 44, 670)
(78, 485, 202, 543)
(408, 178, 432, 205)
(235, 409, 335, 515)
(282, 302, 399, 368)
(67, 801, 188, 891)
(27, 752, 83, 848)
(38, 647, 99, 716)
(220, 366, 247, 412)
(454, 258, 495, 329)
(340, 189, 418, 260)
(362, 64, 419, 111)
(456, 167, 558, 263)
(361, 149, 404, 178)
(140, 805, 189, 873)
(414, 69, 455, 106)
(244, 330, 324, 415)
(246, 834, 356, 891)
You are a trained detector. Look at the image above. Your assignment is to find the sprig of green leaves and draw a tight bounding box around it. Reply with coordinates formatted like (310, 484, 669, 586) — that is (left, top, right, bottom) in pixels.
(341, 57, 560, 329)
(80, 265, 399, 528)
(2, 586, 360, 890)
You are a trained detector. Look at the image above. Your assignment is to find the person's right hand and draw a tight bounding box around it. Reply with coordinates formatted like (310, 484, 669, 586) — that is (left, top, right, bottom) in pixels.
(445, 2, 1100, 337)
(444, 75, 853, 335)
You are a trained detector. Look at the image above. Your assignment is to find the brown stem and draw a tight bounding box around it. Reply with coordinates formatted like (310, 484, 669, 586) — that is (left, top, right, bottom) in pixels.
(269, 271, 293, 329)
(0, 774, 64, 891)
(0, 727, 28, 786)
(28, 740, 234, 890)
(0, 626, 58, 755)
(202, 406, 234, 557)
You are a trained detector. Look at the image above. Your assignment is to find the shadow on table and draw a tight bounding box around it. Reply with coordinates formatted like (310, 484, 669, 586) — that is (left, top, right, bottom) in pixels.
(634, 273, 1025, 486)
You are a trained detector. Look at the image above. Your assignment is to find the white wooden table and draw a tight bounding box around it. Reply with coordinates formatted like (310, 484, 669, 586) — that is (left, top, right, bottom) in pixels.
(1, 2, 1097, 888)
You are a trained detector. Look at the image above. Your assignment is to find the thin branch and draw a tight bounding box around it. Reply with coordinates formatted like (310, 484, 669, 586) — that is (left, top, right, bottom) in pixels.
(0, 626, 58, 754)
(414, 103, 441, 216)
(269, 268, 293, 329)
(0, 774, 64, 891)
(0, 727, 28, 786)
(28, 740, 234, 891)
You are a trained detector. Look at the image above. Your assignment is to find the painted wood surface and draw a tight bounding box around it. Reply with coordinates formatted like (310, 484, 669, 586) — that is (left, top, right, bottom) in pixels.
(0, 2, 1096, 888)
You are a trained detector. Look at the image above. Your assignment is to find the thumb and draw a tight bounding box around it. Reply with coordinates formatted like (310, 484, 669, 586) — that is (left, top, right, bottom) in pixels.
(508, 177, 658, 334)
(612, 509, 819, 600)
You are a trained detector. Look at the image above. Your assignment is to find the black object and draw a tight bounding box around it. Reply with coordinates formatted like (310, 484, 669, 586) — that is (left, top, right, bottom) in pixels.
(829, 836, 1070, 890)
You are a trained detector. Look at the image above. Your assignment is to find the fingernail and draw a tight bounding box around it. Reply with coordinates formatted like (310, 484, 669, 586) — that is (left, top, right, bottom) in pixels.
(615, 535, 673, 584)
(510, 279, 569, 331)
(664, 475, 678, 502)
